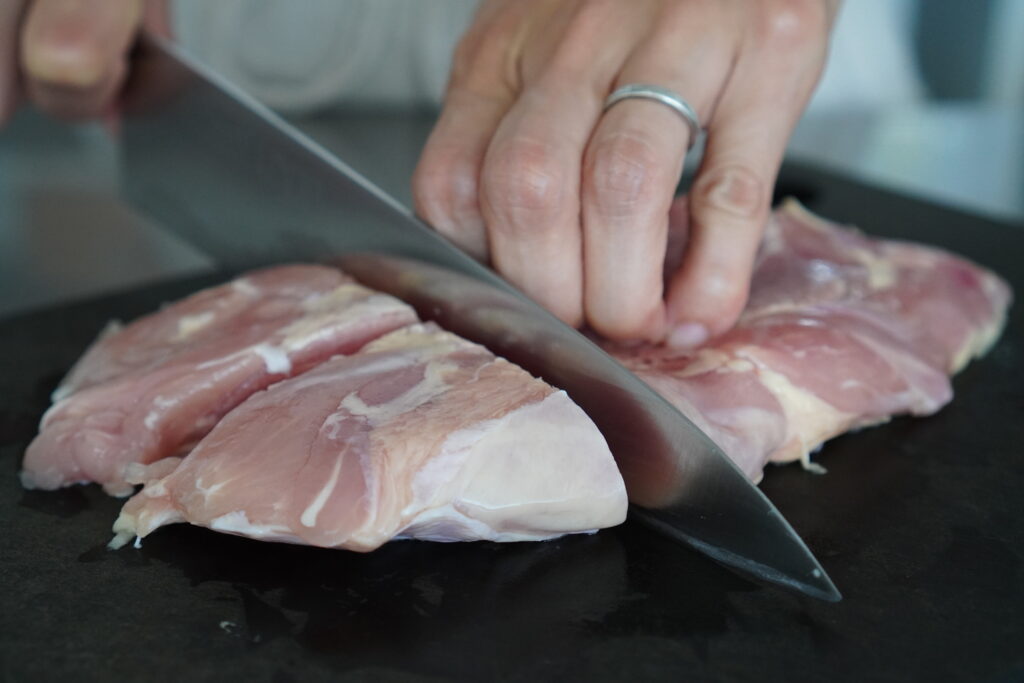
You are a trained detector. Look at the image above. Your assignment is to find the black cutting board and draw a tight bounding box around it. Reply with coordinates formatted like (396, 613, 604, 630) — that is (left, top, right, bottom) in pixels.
(1, 163, 1022, 682)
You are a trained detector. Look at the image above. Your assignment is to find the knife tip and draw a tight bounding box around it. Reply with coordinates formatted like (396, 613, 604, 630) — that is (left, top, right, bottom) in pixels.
(629, 506, 843, 602)
(798, 569, 843, 603)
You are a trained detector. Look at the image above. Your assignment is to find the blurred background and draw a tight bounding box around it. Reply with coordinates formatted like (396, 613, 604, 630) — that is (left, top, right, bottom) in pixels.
(1, 0, 1022, 319)
(790, 0, 1024, 223)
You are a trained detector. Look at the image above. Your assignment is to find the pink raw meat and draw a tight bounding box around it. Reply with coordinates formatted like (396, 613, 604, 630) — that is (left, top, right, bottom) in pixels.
(111, 324, 627, 549)
(21, 265, 418, 495)
(610, 200, 1011, 481)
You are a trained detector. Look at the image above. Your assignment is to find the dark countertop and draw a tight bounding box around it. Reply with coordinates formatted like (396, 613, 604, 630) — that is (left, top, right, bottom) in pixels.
(1, 162, 1022, 682)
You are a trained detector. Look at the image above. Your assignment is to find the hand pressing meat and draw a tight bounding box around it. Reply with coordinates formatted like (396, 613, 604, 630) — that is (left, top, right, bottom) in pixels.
(111, 323, 627, 550)
(2, 0, 839, 348)
(414, 0, 839, 343)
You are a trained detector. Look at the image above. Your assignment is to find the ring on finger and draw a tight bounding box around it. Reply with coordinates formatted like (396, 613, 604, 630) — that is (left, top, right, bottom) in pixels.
(604, 83, 701, 148)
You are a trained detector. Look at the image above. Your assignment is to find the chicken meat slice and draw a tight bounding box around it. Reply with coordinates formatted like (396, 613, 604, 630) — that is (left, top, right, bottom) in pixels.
(609, 200, 1011, 482)
(111, 324, 627, 549)
(22, 265, 418, 495)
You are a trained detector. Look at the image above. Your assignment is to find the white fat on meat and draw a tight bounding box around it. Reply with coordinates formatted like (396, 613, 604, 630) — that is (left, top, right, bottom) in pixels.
(21, 265, 419, 496)
(110, 324, 627, 550)
(609, 200, 1011, 485)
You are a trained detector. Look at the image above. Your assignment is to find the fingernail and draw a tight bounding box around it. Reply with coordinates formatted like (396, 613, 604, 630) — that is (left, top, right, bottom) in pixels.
(667, 323, 708, 349)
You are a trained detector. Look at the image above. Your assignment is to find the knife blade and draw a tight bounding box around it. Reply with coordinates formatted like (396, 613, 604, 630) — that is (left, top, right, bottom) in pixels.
(119, 36, 839, 602)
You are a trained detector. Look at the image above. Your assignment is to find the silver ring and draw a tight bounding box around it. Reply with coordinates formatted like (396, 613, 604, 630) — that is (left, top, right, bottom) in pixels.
(603, 83, 701, 148)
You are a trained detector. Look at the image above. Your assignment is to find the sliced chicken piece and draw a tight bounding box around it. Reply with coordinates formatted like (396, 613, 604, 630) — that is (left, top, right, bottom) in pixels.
(22, 265, 418, 495)
(111, 324, 627, 549)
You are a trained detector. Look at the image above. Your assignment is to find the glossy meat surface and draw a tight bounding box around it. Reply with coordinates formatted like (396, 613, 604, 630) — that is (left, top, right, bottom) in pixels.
(112, 324, 627, 549)
(610, 201, 1011, 481)
(22, 265, 418, 495)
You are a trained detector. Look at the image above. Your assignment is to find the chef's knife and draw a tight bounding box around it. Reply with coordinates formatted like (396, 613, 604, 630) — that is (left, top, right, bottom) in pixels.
(119, 36, 840, 602)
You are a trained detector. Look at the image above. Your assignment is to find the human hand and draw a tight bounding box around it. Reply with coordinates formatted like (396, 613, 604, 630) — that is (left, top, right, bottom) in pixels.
(414, 0, 838, 345)
(0, 0, 167, 127)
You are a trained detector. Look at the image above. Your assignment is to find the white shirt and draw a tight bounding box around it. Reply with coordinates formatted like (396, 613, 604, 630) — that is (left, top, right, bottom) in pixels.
(172, 0, 926, 115)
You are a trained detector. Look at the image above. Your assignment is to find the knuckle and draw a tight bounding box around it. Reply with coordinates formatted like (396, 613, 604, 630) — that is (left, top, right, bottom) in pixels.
(691, 165, 768, 222)
(411, 166, 447, 225)
(450, 30, 479, 72)
(483, 139, 568, 232)
(570, 0, 619, 24)
(448, 14, 520, 96)
(449, 33, 485, 89)
(662, 0, 717, 36)
(585, 132, 666, 216)
(545, 0, 620, 70)
(758, 0, 828, 52)
(413, 148, 479, 226)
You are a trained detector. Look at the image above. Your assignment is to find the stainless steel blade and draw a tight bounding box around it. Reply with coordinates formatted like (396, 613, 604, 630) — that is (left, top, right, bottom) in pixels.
(119, 36, 840, 601)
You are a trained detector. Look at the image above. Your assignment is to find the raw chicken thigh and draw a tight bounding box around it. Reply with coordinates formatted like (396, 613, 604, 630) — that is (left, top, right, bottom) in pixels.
(22, 265, 417, 495)
(18, 200, 1011, 553)
(111, 324, 627, 549)
(609, 201, 1011, 481)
